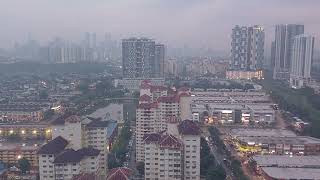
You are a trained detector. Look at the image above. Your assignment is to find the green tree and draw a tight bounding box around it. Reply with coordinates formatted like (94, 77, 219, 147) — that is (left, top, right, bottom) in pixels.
(206, 165, 226, 180)
(18, 158, 31, 174)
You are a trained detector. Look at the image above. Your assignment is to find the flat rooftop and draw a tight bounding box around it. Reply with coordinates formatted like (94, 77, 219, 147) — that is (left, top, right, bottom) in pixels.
(0, 143, 40, 151)
(253, 155, 320, 168)
(262, 167, 320, 180)
(238, 136, 320, 145)
(231, 128, 296, 138)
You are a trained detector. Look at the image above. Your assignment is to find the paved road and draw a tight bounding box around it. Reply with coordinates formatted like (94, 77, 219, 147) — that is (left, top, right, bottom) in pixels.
(202, 127, 233, 179)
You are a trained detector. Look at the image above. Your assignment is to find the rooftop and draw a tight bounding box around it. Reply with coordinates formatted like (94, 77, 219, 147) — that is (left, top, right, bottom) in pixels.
(178, 120, 201, 136)
(253, 155, 320, 168)
(231, 128, 296, 138)
(144, 133, 182, 149)
(107, 167, 132, 180)
(86, 120, 109, 128)
(262, 167, 320, 180)
(54, 147, 100, 164)
(238, 136, 320, 145)
(157, 96, 179, 103)
(37, 136, 68, 155)
(138, 103, 158, 109)
(139, 94, 152, 102)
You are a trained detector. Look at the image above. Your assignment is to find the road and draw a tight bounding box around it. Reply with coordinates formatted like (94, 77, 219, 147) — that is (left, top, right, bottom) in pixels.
(275, 110, 287, 129)
(202, 127, 233, 179)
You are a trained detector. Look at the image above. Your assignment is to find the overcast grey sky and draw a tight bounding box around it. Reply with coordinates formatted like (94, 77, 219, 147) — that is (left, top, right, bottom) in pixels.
(0, 0, 319, 51)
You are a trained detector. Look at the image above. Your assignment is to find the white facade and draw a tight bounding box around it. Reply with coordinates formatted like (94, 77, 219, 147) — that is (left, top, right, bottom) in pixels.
(143, 120, 201, 180)
(52, 116, 83, 150)
(181, 135, 200, 180)
(273, 24, 304, 80)
(54, 154, 100, 180)
(136, 105, 160, 162)
(39, 154, 55, 180)
(144, 141, 182, 180)
(84, 125, 108, 176)
(290, 35, 315, 89)
(54, 163, 81, 180)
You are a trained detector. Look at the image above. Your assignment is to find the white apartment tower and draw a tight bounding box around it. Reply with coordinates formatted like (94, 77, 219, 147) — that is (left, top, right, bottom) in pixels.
(38, 136, 102, 180)
(52, 115, 83, 150)
(136, 81, 180, 162)
(273, 24, 304, 79)
(143, 120, 201, 180)
(290, 35, 315, 89)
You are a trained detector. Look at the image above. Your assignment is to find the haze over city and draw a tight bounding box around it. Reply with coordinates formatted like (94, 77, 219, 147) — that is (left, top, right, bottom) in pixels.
(2, 1, 320, 180)
(1, 0, 320, 51)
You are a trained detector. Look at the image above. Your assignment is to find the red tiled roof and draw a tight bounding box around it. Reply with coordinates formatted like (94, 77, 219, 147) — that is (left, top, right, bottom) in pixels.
(53, 147, 100, 164)
(140, 83, 151, 89)
(144, 133, 182, 149)
(159, 134, 182, 149)
(178, 86, 190, 92)
(143, 133, 162, 143)
(65, 115, 81, 123)
(178, 120, 201, 136)
(107, 167, 132, 180)
(141, 80, 152, 84)
(72, 173, 96, 180)
(138, 103, 158, 109)
(179, 92, 191, 97)
(37, 136, 68, 155)
(167, 88, 177, 95)
(139, 94, 152, 102)
(157, 96, 179, 103)
(150, 85, 167, 92)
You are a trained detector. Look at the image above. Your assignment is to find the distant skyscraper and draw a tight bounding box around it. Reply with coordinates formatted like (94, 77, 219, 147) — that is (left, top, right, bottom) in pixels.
(155, 44, 165, 77)
(273, 24, 304, 79)
(92, 33, 97, 49)
(85, 32, 91, 48)
(231, 25, 265, 71)
(290, 35, 315, 88)
(122, 38, 164, 78)
(271, 41, 276, 70)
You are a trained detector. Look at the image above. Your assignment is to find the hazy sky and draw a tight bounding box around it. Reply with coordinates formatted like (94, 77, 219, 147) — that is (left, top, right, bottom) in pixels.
(0, 0, 319, 51)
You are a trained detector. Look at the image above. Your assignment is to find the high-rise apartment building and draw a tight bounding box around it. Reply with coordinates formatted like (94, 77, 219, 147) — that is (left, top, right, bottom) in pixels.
(136, 81, 180, 162)
(143, 120, 201, 180)
(290, 35, 315, 88)
(273, 24, 304, 79)
(122, 38, 164, 78)
(49, 115, 118, 178)
(155, 44, 165, 77)
(83, 120, 116, 176)
(38, 136, 102, 180)
(231, 25, 265, 71)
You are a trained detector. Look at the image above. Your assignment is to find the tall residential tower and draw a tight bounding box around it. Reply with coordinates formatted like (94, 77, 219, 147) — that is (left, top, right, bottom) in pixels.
(273, 24, 304, 79)
(122, 38, 165, 78)
(231, 25, 265, 71)
(290, 35, 315, 88)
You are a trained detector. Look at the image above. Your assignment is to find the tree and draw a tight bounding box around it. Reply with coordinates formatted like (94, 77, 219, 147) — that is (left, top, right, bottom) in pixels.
(136, 162, 145, 176)
(18, 158, 31, 174)
(206, 165, 226, 180)
(200, 137, 216, 176)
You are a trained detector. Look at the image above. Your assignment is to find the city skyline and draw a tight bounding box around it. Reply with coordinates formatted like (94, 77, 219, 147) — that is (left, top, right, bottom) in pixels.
(0, 0, 320, 51)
